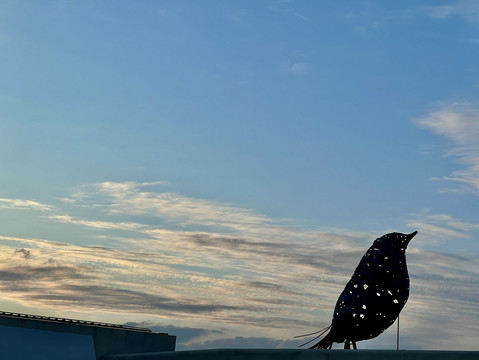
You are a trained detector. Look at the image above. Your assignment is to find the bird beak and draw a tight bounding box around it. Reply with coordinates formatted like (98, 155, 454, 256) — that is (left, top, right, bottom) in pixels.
(405, 231, 418, 245)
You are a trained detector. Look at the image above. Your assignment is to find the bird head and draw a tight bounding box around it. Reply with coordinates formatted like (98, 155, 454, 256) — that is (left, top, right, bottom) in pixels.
(403, 231, 418, 246)
(373, 231, 418, 253)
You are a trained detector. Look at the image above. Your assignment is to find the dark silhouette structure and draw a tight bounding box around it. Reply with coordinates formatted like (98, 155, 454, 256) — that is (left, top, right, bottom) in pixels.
(305, 231, 417, 349)
(0, 311, 176, 359)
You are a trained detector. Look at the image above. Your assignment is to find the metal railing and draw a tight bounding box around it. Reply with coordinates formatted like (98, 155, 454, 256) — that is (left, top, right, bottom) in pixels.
(0, 311, 153, 333)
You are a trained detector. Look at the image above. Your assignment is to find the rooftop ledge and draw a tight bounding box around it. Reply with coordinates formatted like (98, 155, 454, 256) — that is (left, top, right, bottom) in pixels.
(103, 349, 479, 360)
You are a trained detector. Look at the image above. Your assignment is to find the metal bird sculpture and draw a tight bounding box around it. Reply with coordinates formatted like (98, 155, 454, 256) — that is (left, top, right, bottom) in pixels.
(303, 231, 417, 349)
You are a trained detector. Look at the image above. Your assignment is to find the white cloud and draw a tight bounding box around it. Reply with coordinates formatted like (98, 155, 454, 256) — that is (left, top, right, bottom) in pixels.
(416, 102, 479, 194)
(279, 61, 310, 77)
(407, 210, 479, 245)
(290, 62, 309, 77)
(0, 198, 52, 211)
(424, 0, 479, 23)
(48, 214, 148, 231)
(69, 181, 276, 233)
(425, 5, 457, 19)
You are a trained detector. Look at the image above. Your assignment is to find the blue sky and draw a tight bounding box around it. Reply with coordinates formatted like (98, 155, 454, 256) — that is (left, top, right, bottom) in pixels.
(1, 0, 479, 351)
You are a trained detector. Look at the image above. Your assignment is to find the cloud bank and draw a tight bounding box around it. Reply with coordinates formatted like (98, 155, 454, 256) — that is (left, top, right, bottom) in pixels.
(0, 182, 478, 349)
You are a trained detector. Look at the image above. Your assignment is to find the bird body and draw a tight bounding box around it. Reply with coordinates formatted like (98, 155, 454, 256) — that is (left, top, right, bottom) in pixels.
(309, 231, 417, 349)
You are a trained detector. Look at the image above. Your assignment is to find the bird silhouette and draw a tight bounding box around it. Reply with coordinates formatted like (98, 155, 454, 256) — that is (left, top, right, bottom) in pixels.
(303, 231, 417, 349)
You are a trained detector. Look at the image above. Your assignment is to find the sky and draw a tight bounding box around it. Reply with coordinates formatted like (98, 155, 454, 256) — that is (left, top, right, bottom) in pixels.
(0, 0, 479, 351)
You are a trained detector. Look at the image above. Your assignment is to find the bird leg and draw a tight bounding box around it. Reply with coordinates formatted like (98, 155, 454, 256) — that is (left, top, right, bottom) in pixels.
(343, 340, 357, 349)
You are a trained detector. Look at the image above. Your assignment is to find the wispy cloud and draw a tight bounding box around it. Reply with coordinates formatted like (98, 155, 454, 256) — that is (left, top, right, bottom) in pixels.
(267, 2, 310, 22)
(290, 63, 309, 77)
(416, 102, 479, 195)
(407, 210, 479, 244)
(186, 336, 300, 350)
(67, 181, 273, 233)
(425, 5, 458, 19)
(48, 214, 148, 231)
(424, 0, 479, 23)
(0, 198, 52, 211)
(279, 61, 311, 78)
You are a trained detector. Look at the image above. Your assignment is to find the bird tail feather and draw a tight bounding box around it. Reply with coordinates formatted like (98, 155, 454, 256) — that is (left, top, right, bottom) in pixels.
(309, 332, 333, 349)
(295, 325, 332, 349)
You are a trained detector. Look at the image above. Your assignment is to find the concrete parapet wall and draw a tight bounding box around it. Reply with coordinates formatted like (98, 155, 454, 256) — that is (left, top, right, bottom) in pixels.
(103, 349, 479, 360)
(92, 327, 176, 359)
